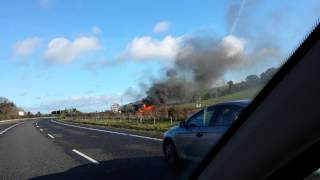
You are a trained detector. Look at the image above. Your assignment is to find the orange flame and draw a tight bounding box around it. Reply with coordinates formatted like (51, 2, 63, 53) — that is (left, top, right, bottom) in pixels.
(139, 104, 155, 114)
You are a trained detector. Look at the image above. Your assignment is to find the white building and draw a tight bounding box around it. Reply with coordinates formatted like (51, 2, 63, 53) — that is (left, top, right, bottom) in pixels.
(111, 104, 121, 113)
(18, 111, 25, 116)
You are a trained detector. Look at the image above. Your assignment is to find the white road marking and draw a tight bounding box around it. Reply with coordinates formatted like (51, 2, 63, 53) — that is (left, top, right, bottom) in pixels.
(40, 128, 43, 131)
(51, 120, 163, 142)
(72, 149, 99, 164)
(0, 122, 23, 135)
(47, 133, 54, 139)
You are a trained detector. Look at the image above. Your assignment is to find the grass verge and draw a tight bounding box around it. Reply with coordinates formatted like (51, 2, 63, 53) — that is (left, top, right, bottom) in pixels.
(61, 118, 178, 138)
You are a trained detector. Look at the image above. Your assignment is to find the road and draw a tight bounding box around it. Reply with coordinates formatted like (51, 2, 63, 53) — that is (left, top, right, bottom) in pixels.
(0, 119, 192, 180)
(0, 121, 24, 135)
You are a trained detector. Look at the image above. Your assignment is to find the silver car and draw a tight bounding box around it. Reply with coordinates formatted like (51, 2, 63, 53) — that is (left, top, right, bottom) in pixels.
(163, 100, 250, 164)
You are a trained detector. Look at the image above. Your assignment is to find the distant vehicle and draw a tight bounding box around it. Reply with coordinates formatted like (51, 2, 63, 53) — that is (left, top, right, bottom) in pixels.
(163, 100, 250, 164)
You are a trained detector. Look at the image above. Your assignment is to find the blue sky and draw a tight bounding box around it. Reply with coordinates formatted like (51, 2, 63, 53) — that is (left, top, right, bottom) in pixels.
(0, 0, 319, 113)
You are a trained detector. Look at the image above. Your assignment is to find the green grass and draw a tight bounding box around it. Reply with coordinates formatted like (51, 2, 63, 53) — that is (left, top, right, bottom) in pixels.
(61, 118, 178, 137)
(177, 86, 262, 108)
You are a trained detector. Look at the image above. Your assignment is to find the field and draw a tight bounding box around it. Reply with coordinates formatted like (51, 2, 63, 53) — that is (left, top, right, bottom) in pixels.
(61, 86, 262, 136)
(177, 86, 262, 108)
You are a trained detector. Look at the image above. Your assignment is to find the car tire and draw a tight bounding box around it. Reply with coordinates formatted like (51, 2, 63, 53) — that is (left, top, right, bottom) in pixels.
(163, 139, 180, 165)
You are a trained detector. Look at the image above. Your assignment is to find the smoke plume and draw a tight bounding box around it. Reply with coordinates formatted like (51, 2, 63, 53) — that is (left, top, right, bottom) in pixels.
(143, 35, 246, 105)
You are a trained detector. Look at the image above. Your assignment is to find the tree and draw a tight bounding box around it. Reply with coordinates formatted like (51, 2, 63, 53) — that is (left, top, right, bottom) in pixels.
(227, 80, 234, 93)
(0, 99, 19, 120)
(245, 74, 260, 87)
(0, 97, 8, 103)
(260, 67, 278, 84)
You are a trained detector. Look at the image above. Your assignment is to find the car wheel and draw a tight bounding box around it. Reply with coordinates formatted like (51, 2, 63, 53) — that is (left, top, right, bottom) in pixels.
(163, 139, 179, 165)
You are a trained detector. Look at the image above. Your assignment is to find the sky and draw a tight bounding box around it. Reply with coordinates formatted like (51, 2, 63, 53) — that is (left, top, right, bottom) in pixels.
(0, 0, 319, 113)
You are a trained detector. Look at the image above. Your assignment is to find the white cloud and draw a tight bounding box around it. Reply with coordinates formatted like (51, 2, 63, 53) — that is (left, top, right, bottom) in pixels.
(27, 94, 123, 113)
(123, 35, 183, 61)
(44, 36, 100, 64)
(39, 0, 49, 8)
(220, 35, 245, 57)
(91, 26, 102, 34)
(12, 37, 41, 57)
(153, 21, 170, 33)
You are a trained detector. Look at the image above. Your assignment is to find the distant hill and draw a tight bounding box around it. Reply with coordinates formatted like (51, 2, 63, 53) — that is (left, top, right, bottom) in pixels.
(176, 86, 262, 108)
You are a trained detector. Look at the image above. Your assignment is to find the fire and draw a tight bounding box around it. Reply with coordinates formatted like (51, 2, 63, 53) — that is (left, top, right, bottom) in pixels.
(139, 104, 155, 114)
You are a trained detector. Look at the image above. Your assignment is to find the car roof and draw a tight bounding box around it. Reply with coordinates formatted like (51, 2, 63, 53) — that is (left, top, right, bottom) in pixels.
(209, 99, 251, 108)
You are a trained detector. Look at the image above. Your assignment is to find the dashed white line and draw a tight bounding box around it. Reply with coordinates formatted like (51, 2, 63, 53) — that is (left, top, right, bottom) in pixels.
(72, 149, 99, 164)
(51, 120, 162, 142)
(40, 128, 43, 131)
(0, 122, 23, 135)
(47, 133, 54, 139)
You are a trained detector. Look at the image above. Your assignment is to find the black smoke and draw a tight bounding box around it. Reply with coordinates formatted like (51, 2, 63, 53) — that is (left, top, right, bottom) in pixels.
(143, 36, 245, 105)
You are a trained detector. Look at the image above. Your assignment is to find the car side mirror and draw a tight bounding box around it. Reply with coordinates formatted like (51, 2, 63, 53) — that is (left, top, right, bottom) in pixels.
(180, 121, 187, 128)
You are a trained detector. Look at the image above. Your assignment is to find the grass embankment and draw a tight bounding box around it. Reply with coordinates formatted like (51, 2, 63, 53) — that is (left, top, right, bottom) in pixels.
(177, 86, 262, 108)
(62, 86, 261, 136)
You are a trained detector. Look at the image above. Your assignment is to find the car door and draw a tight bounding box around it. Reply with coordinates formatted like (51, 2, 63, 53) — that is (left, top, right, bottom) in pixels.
(174, 108, 218, 161)
(196, 105, 244, 159)
(174, 110, 204, 160)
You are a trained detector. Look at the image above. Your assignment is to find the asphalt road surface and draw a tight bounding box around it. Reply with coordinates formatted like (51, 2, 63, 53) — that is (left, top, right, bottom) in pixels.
(0, 121, 23, 134)
(0, 119, 194, 180)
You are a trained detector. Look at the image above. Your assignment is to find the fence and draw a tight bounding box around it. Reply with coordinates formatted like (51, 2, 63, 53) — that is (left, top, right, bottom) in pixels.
(61, 106, 200, 126)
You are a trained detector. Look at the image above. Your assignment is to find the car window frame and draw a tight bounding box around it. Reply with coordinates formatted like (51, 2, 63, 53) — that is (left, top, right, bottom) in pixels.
(185, 106, 219, 128)
(186, 109, 205, 127)
(209, 105, 244, 127)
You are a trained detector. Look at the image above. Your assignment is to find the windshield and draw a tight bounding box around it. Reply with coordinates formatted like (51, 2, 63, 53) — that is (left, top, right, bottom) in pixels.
(0, 0, 319, 179)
